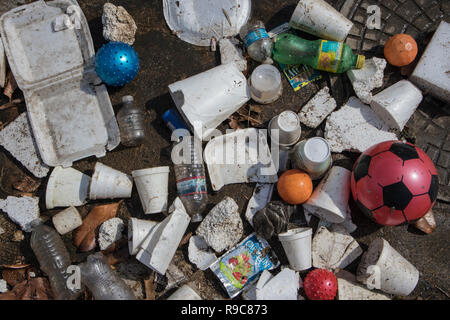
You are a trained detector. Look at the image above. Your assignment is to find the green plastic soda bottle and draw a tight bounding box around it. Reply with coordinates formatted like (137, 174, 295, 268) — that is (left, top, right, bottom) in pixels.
(272, 33, 365, 73)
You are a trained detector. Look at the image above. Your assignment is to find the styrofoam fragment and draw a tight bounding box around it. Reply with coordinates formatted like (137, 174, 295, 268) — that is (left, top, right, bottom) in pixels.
(52, 206, 83, 235)
(188, 235, 217, 271)
(245, 183, 274, 227)
(0, 196, 39, 232)
(256, 268, 299, 300)
(316, 208, 357, 234)
(98, 217, 125, 251)
(219, 38, 247, 72)
(242, 270, 273, 300)
(0, 279, 8, 293)
(337, 276, 390, 300)
(325, 97, 397, 153)
(196, 197, 243, 253)
(102, 3, 137, 45)
(0, 113, 50, 178)
(312, 225, 362, 270)
(346, 57, 386, 104)
(0, 36, 5, 88)
(410, 21, 450, 103)
(298, 87, 337, 128)
(136, 198, 191, 275)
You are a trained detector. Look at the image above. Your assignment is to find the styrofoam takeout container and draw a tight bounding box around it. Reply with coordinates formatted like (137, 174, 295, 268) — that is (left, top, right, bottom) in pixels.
(0, 0, 120, 167)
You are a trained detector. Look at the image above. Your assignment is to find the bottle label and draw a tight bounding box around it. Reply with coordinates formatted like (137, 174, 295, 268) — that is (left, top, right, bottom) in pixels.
(317, 40, 343, 73)
(176, 176, 207, 197)
(244, 28, 269, 47)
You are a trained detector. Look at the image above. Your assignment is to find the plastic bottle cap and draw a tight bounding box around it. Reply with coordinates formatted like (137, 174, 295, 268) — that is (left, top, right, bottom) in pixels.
(356, 55, 365, 69)
(122, 95, 134, 103)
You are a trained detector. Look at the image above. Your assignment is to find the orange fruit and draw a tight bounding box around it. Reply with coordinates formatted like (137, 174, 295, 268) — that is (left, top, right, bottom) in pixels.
(384, 34, 418, 67)
(277, 169, 313, 204)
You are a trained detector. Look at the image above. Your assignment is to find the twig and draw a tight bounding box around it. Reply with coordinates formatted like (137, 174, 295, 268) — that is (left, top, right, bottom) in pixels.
(144, 272, 156, 300)
(222, 8, 232, 27)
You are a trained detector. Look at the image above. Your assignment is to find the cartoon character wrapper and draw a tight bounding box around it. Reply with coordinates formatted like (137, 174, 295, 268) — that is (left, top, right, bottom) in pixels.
(210, 233, 280, 298)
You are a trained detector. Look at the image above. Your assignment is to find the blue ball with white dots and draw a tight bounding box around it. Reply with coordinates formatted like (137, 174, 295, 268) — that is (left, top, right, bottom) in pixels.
(95, 41, 140, 87)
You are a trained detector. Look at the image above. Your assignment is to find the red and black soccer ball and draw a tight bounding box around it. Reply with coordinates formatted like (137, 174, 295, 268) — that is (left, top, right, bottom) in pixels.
(351, 141, 439, 226)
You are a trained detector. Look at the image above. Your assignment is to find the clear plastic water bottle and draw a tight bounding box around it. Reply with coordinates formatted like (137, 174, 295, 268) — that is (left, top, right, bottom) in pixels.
(173, 136, 208, 223)
(79, 252, 136, 300)
(117, 95, 147, 147)
(30, 220, 81, 300)
(240, 20, 273, 64)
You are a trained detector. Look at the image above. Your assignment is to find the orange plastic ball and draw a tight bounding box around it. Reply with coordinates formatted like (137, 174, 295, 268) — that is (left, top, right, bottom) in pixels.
(277, 169, 313, 204)
(384, 34, 418, 67)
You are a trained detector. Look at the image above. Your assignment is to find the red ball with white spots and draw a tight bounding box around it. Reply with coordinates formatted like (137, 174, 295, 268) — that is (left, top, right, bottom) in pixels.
(351, 141, 439, 226)
(303, 269, 337, 300)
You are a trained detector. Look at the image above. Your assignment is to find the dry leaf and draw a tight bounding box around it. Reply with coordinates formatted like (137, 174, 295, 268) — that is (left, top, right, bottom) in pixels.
(0, 278, 53, 300)
(13, 175, 41, 193)
(144, 272, 155, 300)
(73, 202, 120, 252)
(228, 115, 243, 130)
(2, 268, 28, 286)
(101, 238, 129, 265)
(414, 210, 436, 234)
(3, 71, 18, 101)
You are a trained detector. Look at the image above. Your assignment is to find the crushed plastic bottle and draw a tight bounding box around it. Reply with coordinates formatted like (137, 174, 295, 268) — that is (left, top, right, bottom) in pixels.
(117, 95, 147, 147)
(273, 33, 365, 73)
(173, 135, 208, 223)
(240, 20, 273, 64)
(79, 252, 136, 300)
(30, 220, 81, 300)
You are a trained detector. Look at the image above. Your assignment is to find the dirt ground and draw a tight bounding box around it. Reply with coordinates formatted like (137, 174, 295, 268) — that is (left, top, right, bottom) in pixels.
(0, 0, 449, 300)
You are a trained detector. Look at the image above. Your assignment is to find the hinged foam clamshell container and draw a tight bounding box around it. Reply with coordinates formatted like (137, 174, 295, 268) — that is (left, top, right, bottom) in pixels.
(0, 0, 120, 167)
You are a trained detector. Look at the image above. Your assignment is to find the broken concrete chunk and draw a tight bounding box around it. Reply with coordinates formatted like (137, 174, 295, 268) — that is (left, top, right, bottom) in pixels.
(298, 87, 337, 128)
(410, 21, 450, 103)
(245, 183, 274, 227)
(52, 206, 83, 235)
(0, 196, 40, 232)
(325, 97, 397, 153)
(102, 3, 137, 45)
(346, 57, 386, 104)
(196, 197, 243, 253)
(98, 218, 125, 251)
(337, 274, 390, 300)
(256, 268, 299, 300)
(136, 198, 190, 274)
(188, 235, 217, 271)
(0, 113, 50, 178)
(219, 38, 247, 72)
(0, 37, 5, 88)
(312, 225, 362, 270)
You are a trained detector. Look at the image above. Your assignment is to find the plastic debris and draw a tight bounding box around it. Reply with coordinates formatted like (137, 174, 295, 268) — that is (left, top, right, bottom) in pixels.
(279, 63, 322, 91)
(162, 0, 251, 46)
(298, 87, 337, 128)
(132, 167, 169, 214)
(253, 201, 294, 240)
(347, 57, 386, 104)
(102, 3, 137, 45)
(278, 228, 312, 271)
(167, 284, 202, 300)
(188, 235, 217, 271)
(204, 128, 278, 191)
(52, 207, 82, 236)
(245, 183, 274, 227)
(249, 64, 283, 104)
(312, 225, 362, 270)
(196, 197, 243, 253)
(303, 268, 337, 300)
(255, 268, 299, 300)
(336, 270, 390, 300)
(219, 38, 247, 72)
(0, 113, 49, 178)
(410, 21, 450, 103)
(98, 218, 125, 251)
(0, 196, 39, 232)
(90, 162, 133, 200)
(136, 198, 190, 275)
(325, 97, 397, 153)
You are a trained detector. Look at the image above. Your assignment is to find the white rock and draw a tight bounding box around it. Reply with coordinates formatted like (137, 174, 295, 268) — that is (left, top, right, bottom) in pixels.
(337, 272, 390, 300)
(0, 196, 40, 232)
(219, 38, 247, 72)
(0, 113, 50, 178)
(188, 235, 217, 271)
(256, 268, 299, 300)
(410, 21, 450, 103)
(298, 87, 337, 128)
(196, 197, 243, 253)
(0, 37, 5, 88)
(102, 3, 137, 45)
(0, 279, 8, 293)
(312, 225, 362, 270)
(347, 57, 386, 104)
(52, 206, 83, 235)
(98, 218, 125, 251)
(136, 198, 191, 275)
(245, 183, 274, 227)
(324, 97, 397, 153)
